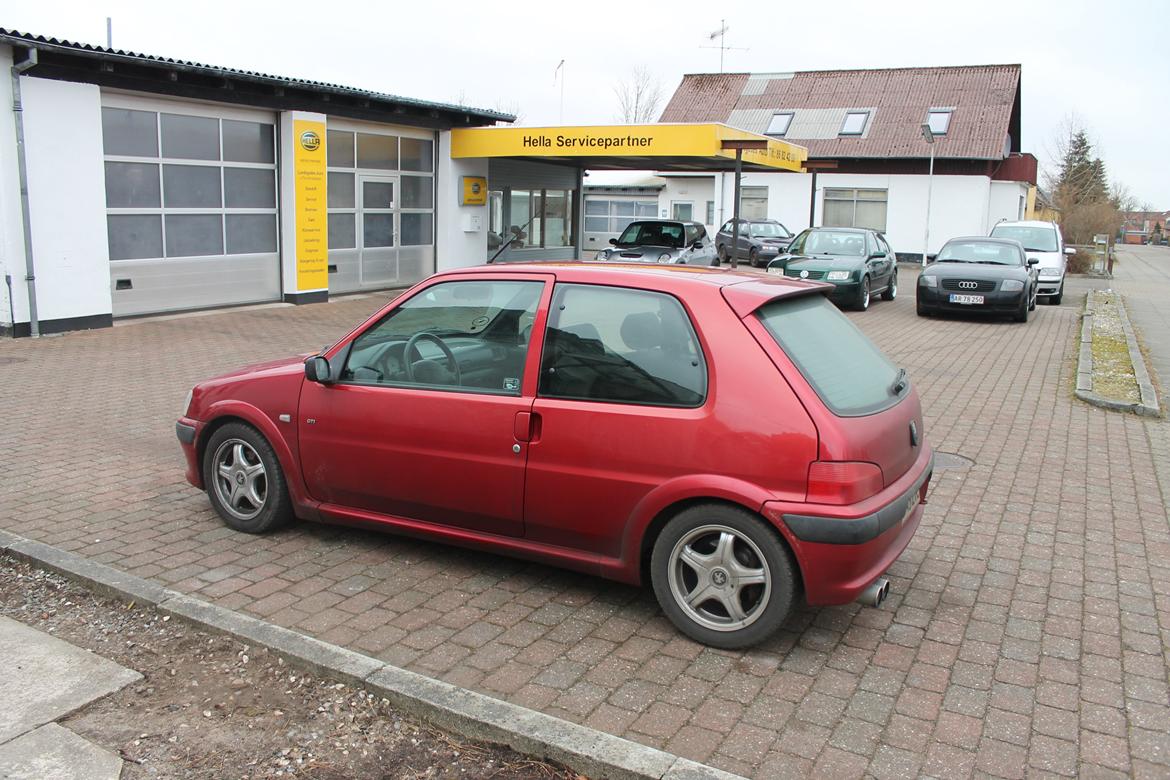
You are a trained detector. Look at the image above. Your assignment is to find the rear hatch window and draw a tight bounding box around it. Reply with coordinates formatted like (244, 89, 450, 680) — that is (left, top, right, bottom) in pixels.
(757, 294, 902, 417)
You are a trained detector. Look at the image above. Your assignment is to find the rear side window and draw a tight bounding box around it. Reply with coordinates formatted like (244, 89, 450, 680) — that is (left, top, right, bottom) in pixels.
(539, 284, 706, 407)
(757, 294, 901, 416)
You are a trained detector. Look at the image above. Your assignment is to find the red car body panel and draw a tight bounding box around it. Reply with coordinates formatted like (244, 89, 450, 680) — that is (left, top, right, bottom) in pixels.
(177, 262, 932, 603)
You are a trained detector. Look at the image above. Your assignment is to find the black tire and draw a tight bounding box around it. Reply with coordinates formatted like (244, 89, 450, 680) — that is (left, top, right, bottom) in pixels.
(1013, 294, 1029, 323)
(916, 296, 930, 317)
(882, 271, 898, 301)
(717, 244, 728, 263)
(650, 503, 797, 649)
(748, 247, 760, 267)
(855, 276, 871, 311)
(202, 422, 293, 533)
(1051, 282, 1063, 306)
(1028, 287, 1037, 311)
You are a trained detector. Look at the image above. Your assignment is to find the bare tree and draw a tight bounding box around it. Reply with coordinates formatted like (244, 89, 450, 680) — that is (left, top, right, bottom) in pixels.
(491, 99, 524, 126)
(613, 66, 665, 124)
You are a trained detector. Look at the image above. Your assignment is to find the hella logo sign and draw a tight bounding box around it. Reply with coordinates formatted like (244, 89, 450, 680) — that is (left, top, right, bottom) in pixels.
(300, 131, 321, 151)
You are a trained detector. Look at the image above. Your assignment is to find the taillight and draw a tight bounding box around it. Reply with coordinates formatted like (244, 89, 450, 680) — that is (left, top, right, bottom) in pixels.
(807, 461, 884, 505)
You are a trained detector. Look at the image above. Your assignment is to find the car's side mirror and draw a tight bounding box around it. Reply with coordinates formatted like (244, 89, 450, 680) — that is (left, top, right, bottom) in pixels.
(305, 355, 333, 384)
(1027, 257, 1040, 266)
(1063, 247, 1076, 256)
(691, 241, 704, 251)
(608, 238, 618, 246)
(872, 251, 887, 259)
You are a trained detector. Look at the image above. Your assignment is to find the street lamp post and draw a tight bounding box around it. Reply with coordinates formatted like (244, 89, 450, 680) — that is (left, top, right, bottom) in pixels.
(921, 123, 935, 267)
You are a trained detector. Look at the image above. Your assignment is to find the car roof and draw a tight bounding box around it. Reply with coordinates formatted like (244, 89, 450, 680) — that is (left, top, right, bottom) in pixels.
(992, 220, 1057, 229)
(945, 236, 1024, 247)
(433, 261, 828, 314)
(625, 219, 696, 227)
(804, 226, 871, 234)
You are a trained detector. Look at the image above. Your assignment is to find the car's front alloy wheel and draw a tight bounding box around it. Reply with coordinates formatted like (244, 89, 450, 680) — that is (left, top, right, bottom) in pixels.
(651, 504, 796, 648)
(856, 276, 871, 311)
(203, 422, 293, 533)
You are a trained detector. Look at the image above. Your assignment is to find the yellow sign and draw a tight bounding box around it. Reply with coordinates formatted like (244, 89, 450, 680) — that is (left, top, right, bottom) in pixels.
(461, 176, 487, 206)
(293, 119, 328, 291)
(450, 123, 807, 172)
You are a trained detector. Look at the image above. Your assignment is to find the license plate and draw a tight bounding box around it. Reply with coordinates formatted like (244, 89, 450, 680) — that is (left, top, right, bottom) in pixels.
(948, 294, 984, 304)
(902, 489, 920, 525)
(767, 267, 785, 276)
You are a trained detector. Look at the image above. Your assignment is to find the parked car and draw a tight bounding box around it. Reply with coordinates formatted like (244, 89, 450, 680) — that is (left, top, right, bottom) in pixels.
(766, 227, 898, 311)
(715, 218, 794, 266)
(917, 237, 1038, 321)
(989, 220, 1073, 305)
(594, 220, 717, 266)
(177, 263, 933, 649)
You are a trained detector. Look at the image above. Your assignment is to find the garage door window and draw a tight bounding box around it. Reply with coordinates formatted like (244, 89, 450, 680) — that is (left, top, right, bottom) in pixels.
(102, 107, 278, 261)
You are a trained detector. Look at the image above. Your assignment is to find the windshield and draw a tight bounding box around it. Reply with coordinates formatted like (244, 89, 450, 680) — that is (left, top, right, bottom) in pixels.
(936, 240, 1022, 266)
(989, 225, 1058, 252)
(757, 294, 902, 416)
(790, 230, 867, 257)
(616, 222, 685, 249)
(750, 222, 789, 238)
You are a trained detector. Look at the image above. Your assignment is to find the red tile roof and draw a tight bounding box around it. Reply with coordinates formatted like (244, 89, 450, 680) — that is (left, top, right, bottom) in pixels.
(659, 65, 1021, 161)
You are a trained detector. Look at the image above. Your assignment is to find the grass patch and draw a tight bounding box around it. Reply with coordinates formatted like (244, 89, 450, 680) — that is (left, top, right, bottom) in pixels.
(1090, 292, 1141, 403)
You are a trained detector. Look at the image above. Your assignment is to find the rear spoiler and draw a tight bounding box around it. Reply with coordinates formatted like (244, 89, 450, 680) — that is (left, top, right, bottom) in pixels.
(720, 277, 832, 318)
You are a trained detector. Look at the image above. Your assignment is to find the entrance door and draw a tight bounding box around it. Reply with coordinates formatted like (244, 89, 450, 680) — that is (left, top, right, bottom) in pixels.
(360, 175, 398, 285)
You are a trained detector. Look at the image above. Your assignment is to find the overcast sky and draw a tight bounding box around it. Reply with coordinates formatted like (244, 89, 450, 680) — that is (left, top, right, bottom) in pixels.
(6, 0, 1167, 206)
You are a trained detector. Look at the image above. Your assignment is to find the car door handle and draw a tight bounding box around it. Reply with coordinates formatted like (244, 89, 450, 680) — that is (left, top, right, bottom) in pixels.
(514, 411, 542, 443)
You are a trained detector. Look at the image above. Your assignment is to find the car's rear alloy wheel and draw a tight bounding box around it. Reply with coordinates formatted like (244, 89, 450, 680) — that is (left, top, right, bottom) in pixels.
(748, 248, 760, 267)
(717, 245, 728, 263)
(203, 423, 292, 533)
(856, 277, 871, 311)
(652, 504, 796, 648)
(883, 272, 898, 301)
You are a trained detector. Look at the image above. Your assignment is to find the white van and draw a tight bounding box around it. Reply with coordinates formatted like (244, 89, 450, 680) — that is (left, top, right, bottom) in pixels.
(989, 221, 1075, 305)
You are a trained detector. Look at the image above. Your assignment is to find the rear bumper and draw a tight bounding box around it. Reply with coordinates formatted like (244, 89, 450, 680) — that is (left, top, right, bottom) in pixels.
(176, 417, 204, 489)
(917, 287, 1025, 313)
(764, 450, 933, 605)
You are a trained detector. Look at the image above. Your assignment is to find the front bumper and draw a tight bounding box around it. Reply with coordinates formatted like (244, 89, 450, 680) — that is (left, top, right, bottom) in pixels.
(176, 417, 204, 488)
(917, 286, 1025, 313)
(763, 450, 933, 605)
(1036, 276, 1063, 296)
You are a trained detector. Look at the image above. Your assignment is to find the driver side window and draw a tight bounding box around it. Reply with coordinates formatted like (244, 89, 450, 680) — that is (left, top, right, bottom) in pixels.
(341, 279, 543, 394)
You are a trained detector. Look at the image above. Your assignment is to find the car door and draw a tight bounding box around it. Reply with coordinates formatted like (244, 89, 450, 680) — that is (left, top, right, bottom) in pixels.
(298, 274, 552, 537)
(876, 234, 896, 285)
(522, 282, 710, 558)
(865, 233, 890, 284)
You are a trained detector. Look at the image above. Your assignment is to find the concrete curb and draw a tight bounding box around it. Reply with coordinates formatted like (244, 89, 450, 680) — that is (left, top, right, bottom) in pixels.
(0, 533, 744, 780)
(1074, 291, 1161, 417)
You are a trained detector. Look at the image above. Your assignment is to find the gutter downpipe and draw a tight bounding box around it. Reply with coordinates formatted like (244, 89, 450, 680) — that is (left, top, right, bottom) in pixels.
(11, 47, 39, 337)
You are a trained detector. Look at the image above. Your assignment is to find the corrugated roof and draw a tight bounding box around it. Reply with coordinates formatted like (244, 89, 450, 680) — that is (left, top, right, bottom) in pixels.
(0, 27, 513, 124)
(659, 65, 1021, 161)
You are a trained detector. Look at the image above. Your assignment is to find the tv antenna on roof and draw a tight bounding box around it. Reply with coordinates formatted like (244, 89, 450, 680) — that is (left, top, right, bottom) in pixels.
(700, 20, 748, 73)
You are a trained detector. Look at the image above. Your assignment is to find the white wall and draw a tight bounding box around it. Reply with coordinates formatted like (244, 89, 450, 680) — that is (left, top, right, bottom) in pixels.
(0, 45, 26, 328)
(658, 176, 715, 229)
(988, 181, 1028, 228)
(721, 171, 1001, 258)
(20, 75, 111, 324)
(436, 131, 489, 270)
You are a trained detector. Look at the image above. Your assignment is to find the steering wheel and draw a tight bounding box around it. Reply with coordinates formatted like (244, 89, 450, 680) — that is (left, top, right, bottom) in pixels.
(403, 332, 461, 385)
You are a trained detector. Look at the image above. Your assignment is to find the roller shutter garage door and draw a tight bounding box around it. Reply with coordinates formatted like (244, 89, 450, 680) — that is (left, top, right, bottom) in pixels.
(102, 97, 280, 316)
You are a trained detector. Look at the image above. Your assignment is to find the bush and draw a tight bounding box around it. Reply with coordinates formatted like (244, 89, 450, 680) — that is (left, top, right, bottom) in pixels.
(1067, 249, 1096, 274)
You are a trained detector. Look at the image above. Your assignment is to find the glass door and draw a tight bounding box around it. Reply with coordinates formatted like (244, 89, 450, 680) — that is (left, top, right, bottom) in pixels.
(359, 175, 398, 285)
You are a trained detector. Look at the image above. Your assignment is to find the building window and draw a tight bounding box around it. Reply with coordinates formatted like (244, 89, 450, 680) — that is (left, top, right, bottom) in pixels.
(325, 129, 436, 251)
(584, 198, 657, 235)
(839, 111, 870, 136)
(706, 200, 715, 225)
(823, 188, 887, 232)
(491, 189, 575, 249)
(102, 107, 277, 261)
(765, 112, 794, 137)
(672, 201, 694, 221)
(926, 109, 952, 136)
(740, 186, 769, 220)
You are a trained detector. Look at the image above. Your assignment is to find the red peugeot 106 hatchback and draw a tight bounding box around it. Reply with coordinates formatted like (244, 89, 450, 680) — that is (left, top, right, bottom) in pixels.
(177, 263, 933, 648)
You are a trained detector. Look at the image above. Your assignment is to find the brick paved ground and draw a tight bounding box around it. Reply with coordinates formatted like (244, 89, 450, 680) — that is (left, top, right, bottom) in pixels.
(1, 271, 1168, 779)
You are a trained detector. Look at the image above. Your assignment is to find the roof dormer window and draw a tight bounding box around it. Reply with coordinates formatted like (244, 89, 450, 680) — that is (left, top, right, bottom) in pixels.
(926, 109, 953, 135)
(765, 112, 794, 137)
(839, 111, 869, 136)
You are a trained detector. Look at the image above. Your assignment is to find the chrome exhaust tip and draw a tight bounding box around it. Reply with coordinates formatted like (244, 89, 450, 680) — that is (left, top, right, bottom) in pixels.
(860, 577, 890, 608)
